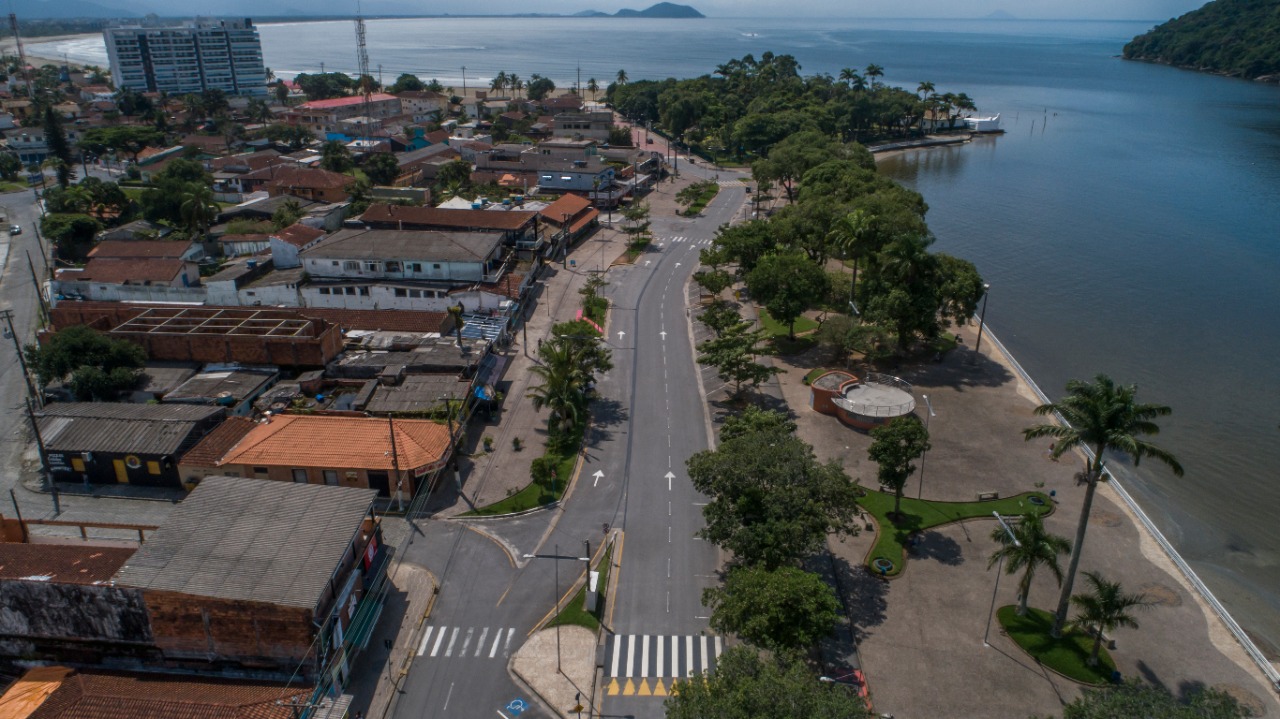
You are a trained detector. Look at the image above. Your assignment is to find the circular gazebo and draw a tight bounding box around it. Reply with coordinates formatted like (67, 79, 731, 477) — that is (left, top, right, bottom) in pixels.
(810, 370, 916, 430)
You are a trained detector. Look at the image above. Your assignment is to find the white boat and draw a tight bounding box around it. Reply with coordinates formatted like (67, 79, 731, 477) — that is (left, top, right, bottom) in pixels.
(964, 113, 1002, 133)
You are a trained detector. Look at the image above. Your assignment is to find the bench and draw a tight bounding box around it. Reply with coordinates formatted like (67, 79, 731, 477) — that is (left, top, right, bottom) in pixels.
(977, 491, 1000, 501)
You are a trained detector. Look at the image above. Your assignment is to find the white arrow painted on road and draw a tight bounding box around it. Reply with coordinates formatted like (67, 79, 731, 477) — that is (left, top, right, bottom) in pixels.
(593, 470, 605, 487)
(660, 330, 667, 340)
(617, 330, 626, 341)
(645, 260, 651, 266)
(665, 471, 676, 490)
(674, 262, 681, 268)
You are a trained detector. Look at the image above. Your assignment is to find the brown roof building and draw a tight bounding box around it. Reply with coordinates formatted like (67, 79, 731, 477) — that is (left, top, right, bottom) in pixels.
(359, 203, 539, 245)
(239, 166, 352, 203)
(0, 666, 323, 719)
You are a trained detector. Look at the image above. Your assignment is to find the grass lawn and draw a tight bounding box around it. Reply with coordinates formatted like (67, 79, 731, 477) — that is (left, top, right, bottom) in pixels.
(804, 367, 836, 385)
(462, 448, 578, 517)
(758, 307, 820, 338)
(860, 489, 1052, 577)
(998, 605, 1117, 685)
(680, 183, 720, 216)
(547, 544, 613, 631)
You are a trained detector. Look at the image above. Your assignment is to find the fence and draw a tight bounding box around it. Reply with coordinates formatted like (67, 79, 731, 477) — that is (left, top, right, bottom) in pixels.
(982, 325, 1280, 693)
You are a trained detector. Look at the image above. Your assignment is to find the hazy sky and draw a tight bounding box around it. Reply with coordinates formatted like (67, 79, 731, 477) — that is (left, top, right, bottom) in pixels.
(487, 0, 1209, 21)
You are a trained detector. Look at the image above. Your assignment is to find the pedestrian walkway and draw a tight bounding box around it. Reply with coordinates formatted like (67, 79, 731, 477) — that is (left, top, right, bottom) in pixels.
(415, 625, 517, 660)
(652, 235, 713, 247)
(603, 634, 723, 686)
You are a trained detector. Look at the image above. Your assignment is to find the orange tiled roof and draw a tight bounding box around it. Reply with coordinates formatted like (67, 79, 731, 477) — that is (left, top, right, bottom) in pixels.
(218, 414, 450, 471)
(295, 307, 448, 333)
(4, 666, 301, 719)
(540, 193, 592, 222)
(71, 258, 186, 284)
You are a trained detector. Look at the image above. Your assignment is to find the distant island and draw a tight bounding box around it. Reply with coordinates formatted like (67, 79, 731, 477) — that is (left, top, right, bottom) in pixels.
(574, 3, 704, 18)
(1124, 0, 1280, 81)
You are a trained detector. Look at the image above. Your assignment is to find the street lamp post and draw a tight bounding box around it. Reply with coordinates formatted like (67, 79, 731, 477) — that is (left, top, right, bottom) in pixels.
(522, 545, 591, 674)
(916, 394, 936, 499)
(970, 283, 991, 365)
(984, 511, 1021, 646)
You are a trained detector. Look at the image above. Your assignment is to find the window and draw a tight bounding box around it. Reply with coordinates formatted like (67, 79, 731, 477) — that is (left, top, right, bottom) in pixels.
(411, 263, 422, 272)
(394, 288, 407, 297)
(323, 470, 340, 486)
(292, 468, 308, 483)
(147, 461, 161, 475)
(385, 261, 401, 272)
(343, 260, 359, 271)
(363, 261, 379, 272)
(433, 263, 442, 270)
(344, 287, 356, 295)
(358, 287, 370, 296)
(331, 260, 339, 266)
(408, 289, 422, 298)
(253, 466, 269, 477)
(318, 287, 331, 295)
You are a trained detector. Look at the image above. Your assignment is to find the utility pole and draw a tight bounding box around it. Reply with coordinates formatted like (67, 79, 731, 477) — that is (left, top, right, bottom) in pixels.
(26, 250, 48, 324)
(24, 397, 56, 515)
(388, 414, 403, 512)
(1, 309, 38, 405)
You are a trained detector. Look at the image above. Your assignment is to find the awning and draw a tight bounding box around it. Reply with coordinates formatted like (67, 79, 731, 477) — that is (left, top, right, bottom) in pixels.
(569, 208, 600, 234)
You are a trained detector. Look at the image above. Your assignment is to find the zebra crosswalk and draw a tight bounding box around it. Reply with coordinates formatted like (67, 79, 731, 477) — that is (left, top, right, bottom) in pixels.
(603, 634, 724, 696)
(416, 626, 516, 660)
(657, 236, 714, 247)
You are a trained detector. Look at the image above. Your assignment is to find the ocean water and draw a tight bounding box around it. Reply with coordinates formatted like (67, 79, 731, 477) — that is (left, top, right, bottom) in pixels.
(34, 17, 1280, 655)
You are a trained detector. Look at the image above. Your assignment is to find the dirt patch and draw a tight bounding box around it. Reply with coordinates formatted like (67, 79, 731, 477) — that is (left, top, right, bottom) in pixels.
(1090, 509, 1124, 527)
(1138, 582, 1183, 607)
(1213, 683, 1267, 717)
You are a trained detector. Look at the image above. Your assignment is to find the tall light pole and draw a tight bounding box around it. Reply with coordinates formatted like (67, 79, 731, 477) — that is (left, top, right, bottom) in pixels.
(970, 283, 991, 365)
(523, 545, 591, 674)
(984, 511, 1021, 646)
(916, 394, 935, 499)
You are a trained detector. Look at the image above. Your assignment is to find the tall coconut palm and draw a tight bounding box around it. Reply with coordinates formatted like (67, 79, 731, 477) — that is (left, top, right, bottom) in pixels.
(587, 77, 599, 101)
(616, 68, 628, 86)
(838, 67, 860, 88)
(988, 513, 1071, 617)
(179, 184, 219, 239)
(916, 80, 935, 102)
(864, 63, 884, 89)
(1024, 374, 1183, 636)
(828, 209, 874, 313)
(491, 71, 508, 95)
(1070, 571, 1153, 665)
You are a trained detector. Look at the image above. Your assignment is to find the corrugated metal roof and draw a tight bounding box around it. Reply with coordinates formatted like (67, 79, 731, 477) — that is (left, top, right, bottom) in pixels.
(113, 476, 377, 609)
(36, 403, 225, 456)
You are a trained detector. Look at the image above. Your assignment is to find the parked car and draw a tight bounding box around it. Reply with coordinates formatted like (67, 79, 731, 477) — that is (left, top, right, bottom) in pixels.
(8, 225, 19, 235)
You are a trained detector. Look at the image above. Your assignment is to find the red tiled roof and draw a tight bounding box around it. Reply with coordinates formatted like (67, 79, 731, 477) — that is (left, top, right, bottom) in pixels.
(5, 666, 302, 719)
(360, 203, 536, 231)
(540, 193, 592, 222)
(272, 223, 325, 248)
(218, 414, 451, 472)
(452, 271, 525, 301)
(180, 416, 258, 469)
(247, 166, 350, 191)
(300, 93, 398, 110)
(88, 240, 187, 260)
(70, 258, 186, 284)
(295, 307, 448, 333)
(424, 130, 450, 144)
(0, 544, 136, 585)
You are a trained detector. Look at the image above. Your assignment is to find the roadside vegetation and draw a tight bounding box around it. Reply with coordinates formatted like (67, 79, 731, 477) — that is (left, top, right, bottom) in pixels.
(547, 544, 613, 631)
(676, 180, 719, 216)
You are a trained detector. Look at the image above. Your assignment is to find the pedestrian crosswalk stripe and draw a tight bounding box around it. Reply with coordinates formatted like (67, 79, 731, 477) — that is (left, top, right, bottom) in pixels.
(418, 626, 516, 659)
(604, 635, 724, 679)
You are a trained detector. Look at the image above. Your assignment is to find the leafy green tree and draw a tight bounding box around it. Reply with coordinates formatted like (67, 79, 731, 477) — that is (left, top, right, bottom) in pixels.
(77, 176, 131, 220)
(389, 73, 425, 94)
(436, 159, 473, 193)
(751, 130, 838, 203)
(1070, 571, 1154, 666)
(78, 125, 165, 164)
(271, 199, 304, 230)
(989, 513, 1071, 617)
(746, 252, 830, 339)
(868, 414, 931, 517)
(936, 253, 986, 330)
(703, 565, 840, 654)
(665, 646, 872, 719)
(815, 314, 892, 366)
(293, 72, 356, 101)
(696, 322, 778, 397)
(527, 74, 556, 101)
(320, 140, 355, 173)
(363, 152, 401, 186)
(693, 268, 733, 299)
(709, 220, 777, 273)
(719, 406, 796, 442)
(40, 213, 102, 260)
(263, 123, 314, 150)
(606, 126, 632, 146)
(688, 425, 860, 569)
(1024, 374, 1183, 636)
(1051, 680, 1249, 719)
(0, 152, 22, 181)
(620, 201, 651, 247)
(245, 97, 272, 124)
(698, 300, 743, 337)
(862, 233, 941, 352)
(273, 82, 290, 106)
(42, 106, 73, 188)
(25, 325, 146, 400)
(527, 325, 613, 434)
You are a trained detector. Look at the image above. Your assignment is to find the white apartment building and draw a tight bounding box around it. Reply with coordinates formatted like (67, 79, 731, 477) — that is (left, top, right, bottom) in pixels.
(104, 19, 268, 97)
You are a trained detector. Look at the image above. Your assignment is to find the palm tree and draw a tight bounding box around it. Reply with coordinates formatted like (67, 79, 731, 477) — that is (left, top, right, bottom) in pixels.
(828, 209, 874, 313)
(916, 80, 935, 101)
(1070, 571, 1153, 665)
(507, 73, 521, 98)
(587, 77, 599, 101)
(838, 67, 860, 88)
(490, 70, 508, 95)
(179, 184, 219, 239)
(1024, 374, 1183, 636)
(616, 68, 628, 86)
(988, 514, 1071, 616)
(864, 63, 884, 89)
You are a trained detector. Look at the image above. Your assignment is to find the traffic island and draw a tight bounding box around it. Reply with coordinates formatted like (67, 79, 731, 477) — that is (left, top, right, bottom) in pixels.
(511, 626, 598, 719)
(997, 606, 1117, 685)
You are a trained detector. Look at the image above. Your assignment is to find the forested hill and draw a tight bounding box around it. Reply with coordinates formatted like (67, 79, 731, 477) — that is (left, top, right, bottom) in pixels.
(1123, 0, 1280, 80)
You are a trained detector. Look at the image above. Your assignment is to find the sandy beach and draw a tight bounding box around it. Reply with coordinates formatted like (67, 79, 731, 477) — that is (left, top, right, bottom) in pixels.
(0, 33, 99, 70)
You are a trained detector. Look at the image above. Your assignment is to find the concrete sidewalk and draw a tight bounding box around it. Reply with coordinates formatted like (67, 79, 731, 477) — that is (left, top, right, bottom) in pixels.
(763, 322, 1280, 719)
